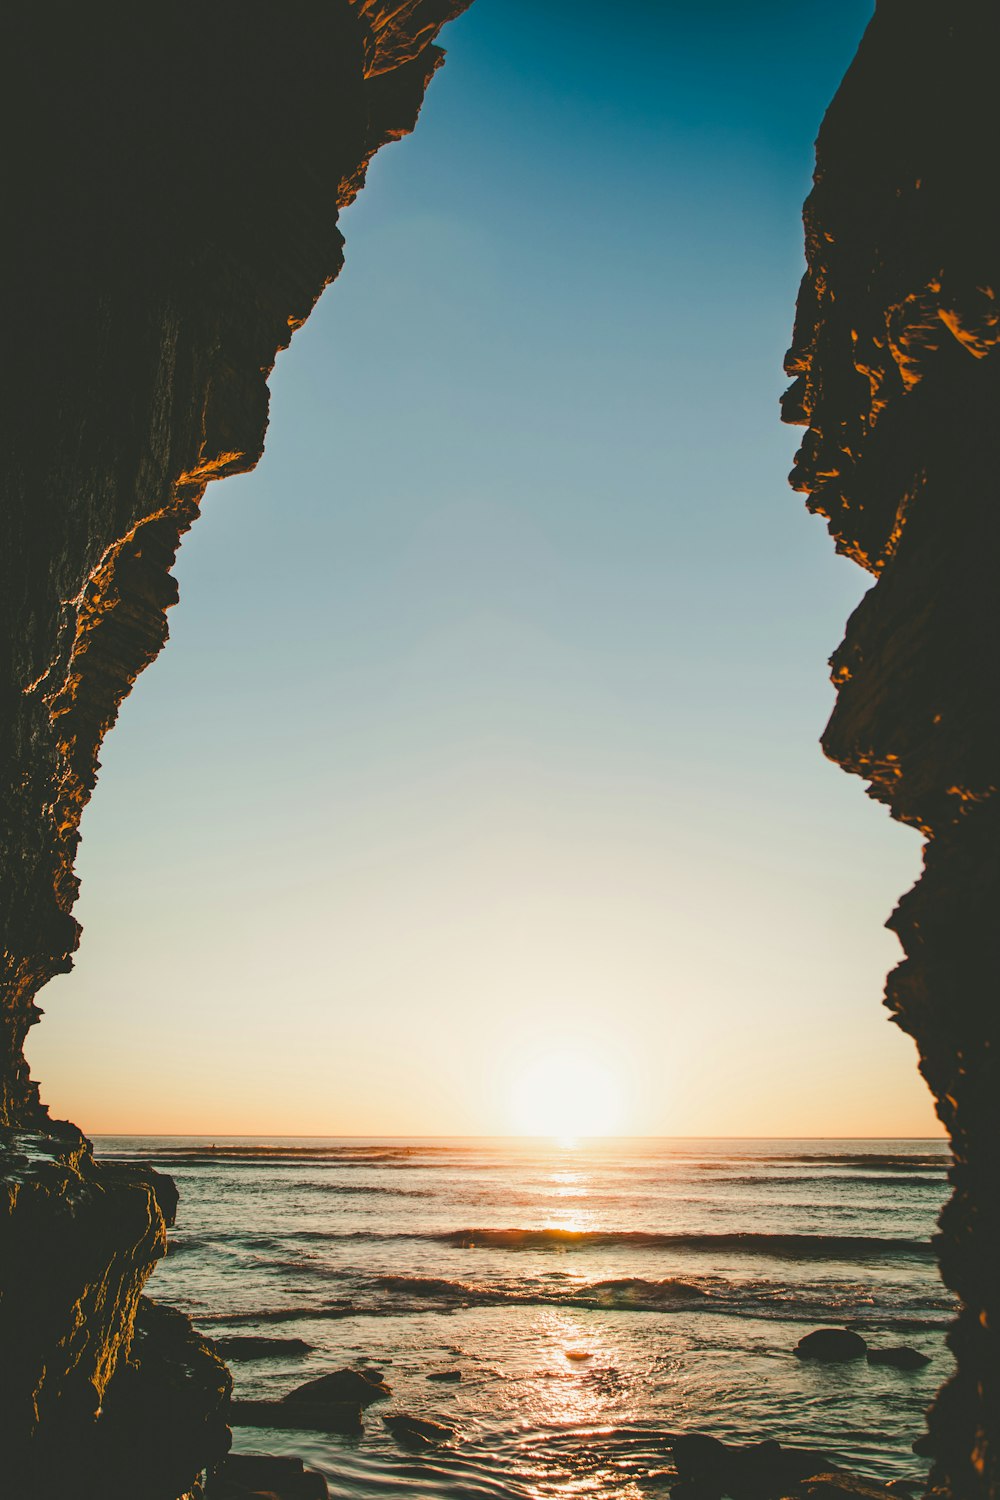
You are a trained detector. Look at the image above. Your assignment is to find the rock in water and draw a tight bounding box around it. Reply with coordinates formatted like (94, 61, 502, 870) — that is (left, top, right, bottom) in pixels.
(670, 1432, 892, 1497)
(215, 1336, 313, 1360)
(284, 1368, 391, 1406)
(208, 1452, 329, 1500)
(794, 1328, 868, 1362)
(383, 1414, 455, 1449)
(799, 1477, 900, 1498)
(427, 1369, 463, 1382)
(866, 1347, 931, 1370)
(671, 1433, 732, 1492)
(230, 1399, 364, 1435)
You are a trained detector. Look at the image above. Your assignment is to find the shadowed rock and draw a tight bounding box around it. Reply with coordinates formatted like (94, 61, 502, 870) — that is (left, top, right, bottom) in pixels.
(797, 1478, 901, 1499)
(284, 1367, 391, 1406)
(794, 1329, 868, 1363)
(0, 1, 470, 1493)
(671, 1433, 853, 1499)
(208, 1452, 329, 1500)
(669, 1433, 903, 1499)
(867, 1347, 932, 1371)
(215, 1337, 314, 1361)
(230, 1398, 364, 1435)
(383, 1413, 456, 1449)
(783, 2, 1000, 1492)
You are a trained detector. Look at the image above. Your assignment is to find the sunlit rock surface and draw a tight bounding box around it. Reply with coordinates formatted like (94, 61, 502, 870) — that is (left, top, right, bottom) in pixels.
(783, 3, 1000, 1495)
(0, 3, 469, 1493)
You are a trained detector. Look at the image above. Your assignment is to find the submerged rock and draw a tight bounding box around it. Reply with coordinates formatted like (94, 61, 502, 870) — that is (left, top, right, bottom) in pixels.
(671, 1433, 849, 1497)
(215, 1336, 313, 1360)
(794, 1329, 868, 1363)
(427, 1368, 463, 1382)
(588, 1277, 706, 1307)
(229, 1398, 363, 1435)
(284, 1367, 391, 1406)
(383, 1413, 455, 1449)
(798, 1477, 900, 1498)
(866, 1347, 931, 1371)
(672, 1433, 732, 1492)
(208, 1452, 329, 1500)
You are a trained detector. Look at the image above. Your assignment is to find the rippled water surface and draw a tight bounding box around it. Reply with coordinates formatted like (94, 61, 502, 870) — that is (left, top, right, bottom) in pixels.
(98, 1136, 953, 1495)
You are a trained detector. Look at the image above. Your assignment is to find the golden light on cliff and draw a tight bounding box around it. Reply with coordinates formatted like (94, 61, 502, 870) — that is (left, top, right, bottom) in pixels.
(509, 1050, 623, 1140)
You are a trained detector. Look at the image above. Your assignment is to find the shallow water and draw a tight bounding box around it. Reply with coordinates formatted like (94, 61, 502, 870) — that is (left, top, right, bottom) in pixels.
(98, 1136, 953, 1495)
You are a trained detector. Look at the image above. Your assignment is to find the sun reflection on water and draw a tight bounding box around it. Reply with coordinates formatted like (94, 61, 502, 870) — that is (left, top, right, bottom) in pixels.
(499, 1311, 653, 1500)
(550, 1169, 587, 1197)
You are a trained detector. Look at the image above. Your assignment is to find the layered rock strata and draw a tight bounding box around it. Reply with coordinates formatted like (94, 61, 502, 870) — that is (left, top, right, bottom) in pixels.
(0, 3, 468, 1493)
(783, 3, 1000, 1496)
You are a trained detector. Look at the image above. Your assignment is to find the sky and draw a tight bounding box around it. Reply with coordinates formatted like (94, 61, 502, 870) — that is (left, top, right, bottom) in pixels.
(28, 0, 942, 1138)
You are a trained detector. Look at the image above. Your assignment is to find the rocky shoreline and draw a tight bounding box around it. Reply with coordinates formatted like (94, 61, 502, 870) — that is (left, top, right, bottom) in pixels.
(0, 1126, 230, 1498)
(206, 1351, 927, 1500)
(208, 1435, 919, 1500)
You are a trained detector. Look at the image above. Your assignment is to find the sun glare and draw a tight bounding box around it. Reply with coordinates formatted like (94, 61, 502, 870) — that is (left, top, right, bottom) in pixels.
(509, 1050, 623, 1140)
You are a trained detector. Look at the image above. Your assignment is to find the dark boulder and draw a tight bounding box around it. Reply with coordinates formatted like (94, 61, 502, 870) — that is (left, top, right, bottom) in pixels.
(284, 1368, 390, 1406)
(866, 1346, 930, 1370)
(671, 1433, 731, 1496)
(794, 1328, 868, 1362)
(797, 1477, 898, 1497)
(427, 1368, 463, 1382)
(208, 1452, 329, 1500)
(383, 1413, 455, 1449)
(215, 1337, 313, 1361)
(672, 1432, 846, 1498)
(229, 1398, 363, 1434)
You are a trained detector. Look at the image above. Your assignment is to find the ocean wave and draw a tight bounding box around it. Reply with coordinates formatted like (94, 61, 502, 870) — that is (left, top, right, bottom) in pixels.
(100, 1144, 950, 1185)
(426, 1228, 934, 1260)
(212, 1225, 933, 1261)
(700, 1174, 946, 1189)
(372, 1274, 482, 1299)
(188, 1270, 950, 1329)
(190, 1275, 712, 1323)
(112, 1153, 424, 1170)
(294, 1182, 433, 1198)
(368, 1273, 706, 1309)
(798, 1156, 947, 1173)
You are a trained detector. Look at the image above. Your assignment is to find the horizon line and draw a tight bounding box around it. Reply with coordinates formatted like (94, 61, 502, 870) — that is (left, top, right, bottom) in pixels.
(88, 1131, 947, 1142)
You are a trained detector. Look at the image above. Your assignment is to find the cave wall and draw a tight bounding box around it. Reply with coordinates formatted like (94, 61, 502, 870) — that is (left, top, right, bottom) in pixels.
(0, 4, 469, 1493)
(782, 2, 1000, 1496)
(2, 1, 998, 1495)
(0, 0, 470, 1129)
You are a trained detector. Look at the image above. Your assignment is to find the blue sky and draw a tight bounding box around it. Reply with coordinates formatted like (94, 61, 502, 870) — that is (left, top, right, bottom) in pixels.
(30, 0, 939, 1136)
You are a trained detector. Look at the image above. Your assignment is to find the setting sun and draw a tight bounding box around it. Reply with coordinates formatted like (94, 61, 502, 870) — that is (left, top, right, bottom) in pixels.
(509, 1050, 624, 1139)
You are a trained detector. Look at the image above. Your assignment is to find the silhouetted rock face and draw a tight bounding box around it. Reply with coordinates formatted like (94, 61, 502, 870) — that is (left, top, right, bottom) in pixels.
(783, 3, 1000, 1496)
(0, 1127, 230, 1496)
(0, 2, 468, 1493)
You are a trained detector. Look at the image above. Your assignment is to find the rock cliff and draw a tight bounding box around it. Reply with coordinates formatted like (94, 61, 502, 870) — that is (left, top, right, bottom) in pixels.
(0, 4, 468, 1493)
(783, 2, 1000, 1496)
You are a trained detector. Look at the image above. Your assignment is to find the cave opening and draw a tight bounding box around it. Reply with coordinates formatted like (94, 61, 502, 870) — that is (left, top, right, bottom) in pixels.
(3, 3, 995, 1499)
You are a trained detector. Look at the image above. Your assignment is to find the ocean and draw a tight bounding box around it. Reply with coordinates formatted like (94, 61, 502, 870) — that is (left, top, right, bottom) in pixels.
(96, 1137, 953, 1496)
